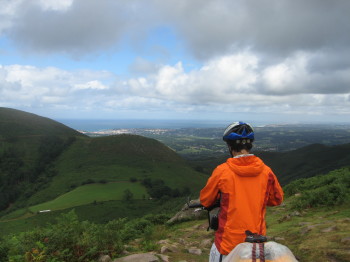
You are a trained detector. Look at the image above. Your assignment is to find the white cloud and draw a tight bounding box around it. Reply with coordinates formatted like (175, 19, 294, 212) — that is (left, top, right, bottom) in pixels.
(1, 49, 349, 119)
(0, 65, 113, 108)
(74, 80, 109, 91)
(37, 0, 73, 11)
(124, 53, 259, 104)
(1, 0, 155, 56)
(0, 0, 349, 121)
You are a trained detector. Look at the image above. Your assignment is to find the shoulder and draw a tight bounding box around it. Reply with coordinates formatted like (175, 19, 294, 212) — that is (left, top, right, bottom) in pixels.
(214, 159, 232, 172)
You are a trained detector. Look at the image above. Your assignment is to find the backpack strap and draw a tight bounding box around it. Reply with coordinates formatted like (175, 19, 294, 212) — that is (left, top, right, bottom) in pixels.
(252, 243, 257, 262)
(259, 243, 265, 262)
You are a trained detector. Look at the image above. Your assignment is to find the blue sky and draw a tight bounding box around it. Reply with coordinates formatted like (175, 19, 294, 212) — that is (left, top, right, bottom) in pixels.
(1, 0, 350, 124)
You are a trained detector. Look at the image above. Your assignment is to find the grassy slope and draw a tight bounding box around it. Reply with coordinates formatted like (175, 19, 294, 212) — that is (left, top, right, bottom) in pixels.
(190, 143, 350, 186)
(0, 107, 80, 136)
(259, 143, 350, 185)
(266, 201, 350, 261)
(29, 182, 147, 212)
(0, 107, 84, 165)
(1, 132, 207, 228)
(26, 134, 207, 206)
(1, 166, 349, 261)
(117, 167, 350, 261)
(0, 197, 186, 236)
(0, 107, 207, 217)
(147, 202, 350, 262)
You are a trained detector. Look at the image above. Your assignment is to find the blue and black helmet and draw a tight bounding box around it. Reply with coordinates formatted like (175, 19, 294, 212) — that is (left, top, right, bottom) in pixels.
(223, 122, 254, 142)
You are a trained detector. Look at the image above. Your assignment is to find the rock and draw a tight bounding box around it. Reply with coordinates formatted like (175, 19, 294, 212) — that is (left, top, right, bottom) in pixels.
(157, 239, 170, 245)
(121, 250, 130, 255)
(167, 202, 207, 224)
(300, 225, 316, 235)
(279, 211, 302, 222)
(341, 218, 350, 223)
(290, 211, 301, 217)
(321, 225, 338, 233)
(200, 239, 213, 248)
(188, 248, 202, 255)
(158, 254, 170, 262)
(99, 255, 112, 262)
(275, 237, 285, 242)
(177, 238, 187, 245)
(112, 253, 159, 262)
(160, 245, 178, 253)
(299, 222, 312, 226)
(341, 237, 350, 244)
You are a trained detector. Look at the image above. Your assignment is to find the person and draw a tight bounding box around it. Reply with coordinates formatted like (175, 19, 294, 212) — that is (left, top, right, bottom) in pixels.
(200, 122, 284, 262)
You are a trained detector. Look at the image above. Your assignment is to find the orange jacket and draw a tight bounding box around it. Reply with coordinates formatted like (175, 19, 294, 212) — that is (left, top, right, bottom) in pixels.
(200, 155, 284, 255)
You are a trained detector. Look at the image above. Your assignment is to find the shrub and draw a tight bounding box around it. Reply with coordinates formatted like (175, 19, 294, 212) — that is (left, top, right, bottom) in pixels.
(122, 189, 134, 202)
(81, 179, 95, 185)
(0, 239, 9, 262)
(3, 209, 172, 261)
(129, 177, 137, 183)
(285, 168, 350, 210)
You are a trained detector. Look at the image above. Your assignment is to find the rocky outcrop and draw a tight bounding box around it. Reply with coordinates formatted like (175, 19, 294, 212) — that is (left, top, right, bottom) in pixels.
(166, 201, 207, 224)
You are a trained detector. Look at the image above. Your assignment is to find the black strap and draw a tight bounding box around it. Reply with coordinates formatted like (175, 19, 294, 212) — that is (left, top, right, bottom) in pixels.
(207, 211, 210, 231)
(219, 254, 223, 262)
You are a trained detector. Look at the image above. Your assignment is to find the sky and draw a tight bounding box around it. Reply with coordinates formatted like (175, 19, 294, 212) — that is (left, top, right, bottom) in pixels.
(0, 0, 350, 124)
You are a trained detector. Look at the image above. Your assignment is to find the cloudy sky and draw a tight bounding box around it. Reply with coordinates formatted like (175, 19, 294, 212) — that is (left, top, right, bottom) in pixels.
(1, 0, 350, 124)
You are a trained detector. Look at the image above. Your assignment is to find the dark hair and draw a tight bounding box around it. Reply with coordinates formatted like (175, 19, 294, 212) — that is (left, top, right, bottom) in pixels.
(226, 139, 253, 153)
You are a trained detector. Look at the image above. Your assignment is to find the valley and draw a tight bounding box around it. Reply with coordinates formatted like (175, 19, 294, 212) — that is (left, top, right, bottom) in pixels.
(0, 108, 350, 261)
(80, 123, 350, 155)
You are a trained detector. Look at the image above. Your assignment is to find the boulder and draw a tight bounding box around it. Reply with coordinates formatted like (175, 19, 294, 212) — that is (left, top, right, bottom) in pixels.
(200, 239, 213, 248)
(158, 254, 170, 262)
(160, 244, 178, 254)
(99, 255, 112, 262)
(321, 225, 338, 233)
(177, 238, 187, 245)
(188, 248, 202, 255)
(341, 237, 350, 244)
(274, 237, 285, 242)
(157, 239, 170, 245)
(167, 201, 207, 224)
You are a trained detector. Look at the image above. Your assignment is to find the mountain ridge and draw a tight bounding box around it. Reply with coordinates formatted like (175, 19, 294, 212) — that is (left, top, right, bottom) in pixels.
(0, 108, 207, 217)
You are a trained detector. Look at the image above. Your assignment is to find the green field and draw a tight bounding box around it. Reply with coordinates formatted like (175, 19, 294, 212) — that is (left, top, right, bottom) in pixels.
(0, 182, 148, 223)
(29, 182, 147, 212)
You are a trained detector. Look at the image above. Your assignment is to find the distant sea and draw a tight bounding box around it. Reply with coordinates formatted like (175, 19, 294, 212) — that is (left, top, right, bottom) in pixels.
(56, 119, 232, 132)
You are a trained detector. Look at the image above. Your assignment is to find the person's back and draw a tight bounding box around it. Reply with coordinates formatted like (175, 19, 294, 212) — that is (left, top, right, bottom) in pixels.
(200, 122, 284, 261)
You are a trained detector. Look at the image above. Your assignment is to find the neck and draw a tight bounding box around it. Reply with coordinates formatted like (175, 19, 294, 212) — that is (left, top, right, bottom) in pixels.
(232, 149, 250, 157)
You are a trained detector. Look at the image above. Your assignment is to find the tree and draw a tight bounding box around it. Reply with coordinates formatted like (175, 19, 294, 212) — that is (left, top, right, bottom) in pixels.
(122, 189, 133, 202)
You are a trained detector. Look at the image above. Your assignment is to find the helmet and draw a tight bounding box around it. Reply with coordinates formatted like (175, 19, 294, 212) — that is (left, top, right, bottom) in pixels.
(223, 122, 254, 142)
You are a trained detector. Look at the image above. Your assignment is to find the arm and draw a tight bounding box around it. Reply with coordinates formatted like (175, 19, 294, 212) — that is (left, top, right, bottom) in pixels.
(267, 172, 284, 206)
(200, 168, 221, 208)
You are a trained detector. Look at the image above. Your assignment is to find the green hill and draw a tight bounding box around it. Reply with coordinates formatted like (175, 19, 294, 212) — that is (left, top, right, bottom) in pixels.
(189, 143, 350, 186)
(0, 108, 207, 223)
(258, 143, 350, 185)
(0, 107, 82, 138)
(26, 134, 207, 207)
(0, 107, 85, 211)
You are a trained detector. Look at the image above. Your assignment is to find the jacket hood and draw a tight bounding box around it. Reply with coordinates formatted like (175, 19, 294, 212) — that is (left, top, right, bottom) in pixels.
(226, 155, 265, 177)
